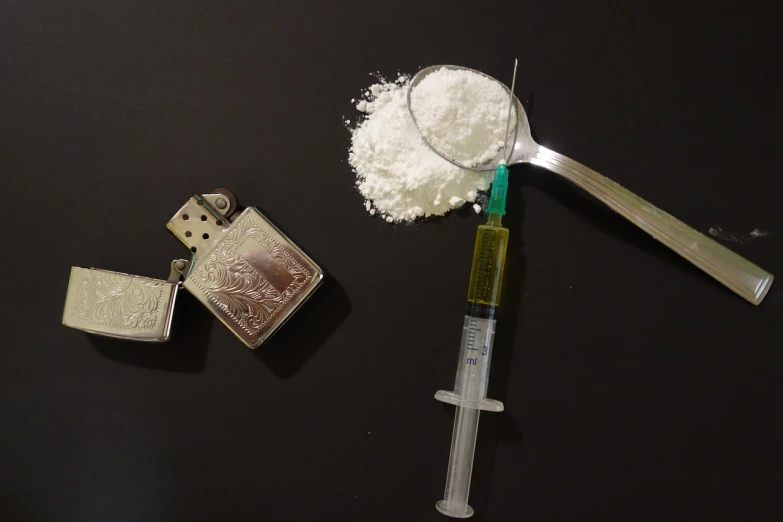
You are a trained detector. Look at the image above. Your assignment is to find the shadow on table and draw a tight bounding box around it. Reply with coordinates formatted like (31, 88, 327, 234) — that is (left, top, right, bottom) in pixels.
(253, 274, 351, 379)
(523, 91, 730, 293)
(89, 291, 212, 373)
(90, 273, 350, 379)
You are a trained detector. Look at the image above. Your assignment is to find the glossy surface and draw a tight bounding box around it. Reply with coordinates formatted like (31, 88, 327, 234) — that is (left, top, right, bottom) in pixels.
(169, 205, 324, 349)
(410, 65, 774, 305)
(62, 267, 178, 342)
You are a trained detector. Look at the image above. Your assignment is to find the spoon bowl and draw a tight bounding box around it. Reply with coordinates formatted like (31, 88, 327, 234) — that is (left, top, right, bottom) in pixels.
(408, 64, 532, 171)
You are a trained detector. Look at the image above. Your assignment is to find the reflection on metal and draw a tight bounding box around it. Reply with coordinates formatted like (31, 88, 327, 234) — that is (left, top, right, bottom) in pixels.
(63, 190, 323, 349)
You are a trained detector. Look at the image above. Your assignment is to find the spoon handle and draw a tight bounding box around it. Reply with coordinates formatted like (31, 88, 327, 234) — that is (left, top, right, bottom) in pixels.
(529, 146, 773, 305)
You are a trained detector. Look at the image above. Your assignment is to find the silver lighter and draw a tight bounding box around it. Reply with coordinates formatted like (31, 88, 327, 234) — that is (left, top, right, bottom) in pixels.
(63, 189, 323, 348)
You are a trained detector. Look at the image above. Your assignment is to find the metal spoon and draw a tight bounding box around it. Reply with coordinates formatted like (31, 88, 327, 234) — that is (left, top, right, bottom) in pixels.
(408, 65, 773, 305)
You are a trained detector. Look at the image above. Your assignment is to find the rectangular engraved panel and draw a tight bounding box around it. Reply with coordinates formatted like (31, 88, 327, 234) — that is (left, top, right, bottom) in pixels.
(237, 242, 295, 292)
(183, 208, 323, 349)
(62, 267, 178, 342)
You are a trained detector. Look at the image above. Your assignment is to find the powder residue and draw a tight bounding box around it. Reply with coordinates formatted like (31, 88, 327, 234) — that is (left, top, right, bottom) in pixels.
(348, 74, 494, 221)
(410, 67, 516, 167)
(449, 196, 466, 207)
(708, 226, 771, 244)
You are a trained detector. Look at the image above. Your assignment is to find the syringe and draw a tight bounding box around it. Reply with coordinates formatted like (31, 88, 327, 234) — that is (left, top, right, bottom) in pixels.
(434, 60, 517, 519)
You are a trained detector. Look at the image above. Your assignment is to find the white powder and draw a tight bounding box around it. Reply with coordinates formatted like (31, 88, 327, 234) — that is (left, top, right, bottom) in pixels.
(449, 196, 466, 207)
(410, 68, 515, 167)
(708, 226, 771, 243)
(348, 71, 504, 222)
(473, 204, 482, 214)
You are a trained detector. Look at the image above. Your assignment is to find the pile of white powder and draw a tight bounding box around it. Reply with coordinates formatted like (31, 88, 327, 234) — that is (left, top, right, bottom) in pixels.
(347, 67, 512, 222)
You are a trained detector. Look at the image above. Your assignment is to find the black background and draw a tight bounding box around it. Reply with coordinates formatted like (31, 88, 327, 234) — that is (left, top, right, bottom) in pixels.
(2, 2, 781, 521)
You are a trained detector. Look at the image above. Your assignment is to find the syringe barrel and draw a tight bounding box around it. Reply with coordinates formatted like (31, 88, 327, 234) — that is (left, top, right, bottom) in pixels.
(435, 313, 504, 412)
(457, 312, 494, 399)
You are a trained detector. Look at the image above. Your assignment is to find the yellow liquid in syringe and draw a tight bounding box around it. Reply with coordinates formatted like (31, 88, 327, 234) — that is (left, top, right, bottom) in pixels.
(466, 215, 509, 309)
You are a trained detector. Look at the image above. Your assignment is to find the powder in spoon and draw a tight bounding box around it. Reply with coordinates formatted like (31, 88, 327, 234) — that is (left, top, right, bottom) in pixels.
(410, 67, 516, 167)
(347, 68, 510, 222)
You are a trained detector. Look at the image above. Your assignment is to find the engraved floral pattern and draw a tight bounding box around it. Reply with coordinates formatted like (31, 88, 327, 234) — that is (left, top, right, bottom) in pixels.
(189, 216, 315, 339)
(73, 271, 162, 330)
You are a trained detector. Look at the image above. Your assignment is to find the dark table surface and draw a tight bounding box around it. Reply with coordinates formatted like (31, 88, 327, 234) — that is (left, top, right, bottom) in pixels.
(2, 2, 781, 521)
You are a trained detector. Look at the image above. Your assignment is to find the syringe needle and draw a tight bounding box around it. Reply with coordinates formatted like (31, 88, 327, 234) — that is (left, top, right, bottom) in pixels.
(502, 58, 518, 163)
